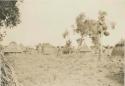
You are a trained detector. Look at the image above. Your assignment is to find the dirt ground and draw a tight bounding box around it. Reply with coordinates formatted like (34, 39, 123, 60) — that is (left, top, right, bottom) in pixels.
(6, 53, 123, 86)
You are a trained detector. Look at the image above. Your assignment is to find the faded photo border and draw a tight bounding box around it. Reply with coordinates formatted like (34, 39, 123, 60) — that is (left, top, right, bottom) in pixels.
(0, 0, 125, 86)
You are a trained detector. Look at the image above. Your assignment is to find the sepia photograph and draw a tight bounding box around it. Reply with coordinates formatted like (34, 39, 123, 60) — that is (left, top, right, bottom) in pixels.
(0, 0, 124, 86)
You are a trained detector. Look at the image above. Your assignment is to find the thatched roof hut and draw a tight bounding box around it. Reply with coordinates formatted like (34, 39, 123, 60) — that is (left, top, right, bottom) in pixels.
(3, 42, 23, 55)
(42, 43, 57, 55)
(111, 39, 124, 57)
(78, 42, 91, 53)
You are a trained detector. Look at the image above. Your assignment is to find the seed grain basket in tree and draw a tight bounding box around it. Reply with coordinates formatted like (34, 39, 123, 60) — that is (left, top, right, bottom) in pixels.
(73, 11, 115, 60)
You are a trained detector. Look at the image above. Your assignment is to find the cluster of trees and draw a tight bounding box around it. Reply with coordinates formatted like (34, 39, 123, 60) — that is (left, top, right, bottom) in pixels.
(63, 11, 115, 59)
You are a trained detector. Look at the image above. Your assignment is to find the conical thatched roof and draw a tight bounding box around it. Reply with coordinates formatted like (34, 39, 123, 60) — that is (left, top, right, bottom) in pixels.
(111, 39, 124, 57)
(42, 43, 57, 54)
(78, 41, 91, 52)
(4, 42, 23, 53)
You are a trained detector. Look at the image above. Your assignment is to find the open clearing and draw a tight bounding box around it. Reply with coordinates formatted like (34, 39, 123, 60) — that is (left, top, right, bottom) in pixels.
(6, 53, 123, 86)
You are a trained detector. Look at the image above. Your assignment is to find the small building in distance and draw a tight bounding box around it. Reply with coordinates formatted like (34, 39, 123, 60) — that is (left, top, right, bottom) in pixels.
(42, 43, 57, 55)
(78, 41, 91, 53)
(111, 39, 124, 57)
(3, 42, 24, 55)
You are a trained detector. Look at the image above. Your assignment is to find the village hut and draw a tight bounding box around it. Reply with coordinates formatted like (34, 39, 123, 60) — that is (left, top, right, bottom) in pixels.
(78, 41, 91, 53)
(42, 43, 57, 55)
(23, 46, 37, 54)
(3, 42, 23, 55)
(111, 39, 124, 57)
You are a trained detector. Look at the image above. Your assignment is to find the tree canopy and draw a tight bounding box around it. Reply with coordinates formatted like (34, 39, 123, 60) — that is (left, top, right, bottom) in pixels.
(0, 0, 21, 41)
(74, 11, 115, 47)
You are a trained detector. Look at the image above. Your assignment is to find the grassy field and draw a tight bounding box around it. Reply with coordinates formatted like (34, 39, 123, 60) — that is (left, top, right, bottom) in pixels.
(6, 52, 124, 86)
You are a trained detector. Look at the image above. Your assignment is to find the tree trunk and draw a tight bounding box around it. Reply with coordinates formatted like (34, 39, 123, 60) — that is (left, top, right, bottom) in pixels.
(98, 31, 103, 61)
(79, 35, 84, 46)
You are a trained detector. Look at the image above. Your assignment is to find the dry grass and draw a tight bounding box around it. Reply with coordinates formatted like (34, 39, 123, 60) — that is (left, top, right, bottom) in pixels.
(5, 52, 124, 86)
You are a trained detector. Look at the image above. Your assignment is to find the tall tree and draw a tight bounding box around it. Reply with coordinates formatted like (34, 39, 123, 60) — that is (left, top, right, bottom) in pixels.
(0, 0, 22, 86)
(75, 13, 89, 47)
(96, 11, 108, 60)
(0, 0, 21, 41)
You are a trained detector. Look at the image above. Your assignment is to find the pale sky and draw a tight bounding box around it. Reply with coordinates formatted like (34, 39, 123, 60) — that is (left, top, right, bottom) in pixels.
(2, 0, 125, 46)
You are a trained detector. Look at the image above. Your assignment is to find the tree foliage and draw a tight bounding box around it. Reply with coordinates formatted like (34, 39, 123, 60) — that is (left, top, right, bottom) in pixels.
(75, 12, 87, 37)
(0, 0, 21, 40)
(62, 30, 69, 39)
(74, 11, 115, 47)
